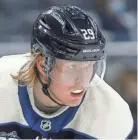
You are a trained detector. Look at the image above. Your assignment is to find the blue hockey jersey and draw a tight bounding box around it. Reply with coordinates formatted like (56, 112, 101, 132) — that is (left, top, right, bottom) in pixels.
(0, 54, 133, 139)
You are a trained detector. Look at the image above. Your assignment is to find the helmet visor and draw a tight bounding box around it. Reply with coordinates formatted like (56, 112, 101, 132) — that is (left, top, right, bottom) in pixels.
(43, 56, 106, 88)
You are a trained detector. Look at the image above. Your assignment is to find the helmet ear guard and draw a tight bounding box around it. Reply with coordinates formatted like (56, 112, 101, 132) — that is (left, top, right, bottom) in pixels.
(31, 38, 42, 54)
(41, 56, 55, 76)
(92, 62, 98, 76)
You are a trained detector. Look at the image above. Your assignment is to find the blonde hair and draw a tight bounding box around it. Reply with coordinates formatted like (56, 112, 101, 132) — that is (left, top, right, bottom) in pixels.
(11, 52, 42, 87)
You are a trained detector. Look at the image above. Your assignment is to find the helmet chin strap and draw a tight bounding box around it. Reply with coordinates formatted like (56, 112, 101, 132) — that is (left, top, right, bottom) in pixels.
(35, 66, 65, 106)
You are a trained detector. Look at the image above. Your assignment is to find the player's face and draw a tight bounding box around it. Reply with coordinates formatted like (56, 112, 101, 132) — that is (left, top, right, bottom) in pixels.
(48, 59, 95, 106)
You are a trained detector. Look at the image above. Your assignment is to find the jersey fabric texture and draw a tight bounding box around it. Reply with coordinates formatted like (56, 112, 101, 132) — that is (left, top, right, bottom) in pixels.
(0, 54, 133, 139)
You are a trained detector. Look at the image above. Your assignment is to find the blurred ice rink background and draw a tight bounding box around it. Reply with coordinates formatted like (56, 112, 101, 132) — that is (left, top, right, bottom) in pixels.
(0, 0, 137, 138)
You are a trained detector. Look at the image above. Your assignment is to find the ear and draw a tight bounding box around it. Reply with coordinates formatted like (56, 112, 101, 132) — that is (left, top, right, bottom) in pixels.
(36, 55, 46, 77)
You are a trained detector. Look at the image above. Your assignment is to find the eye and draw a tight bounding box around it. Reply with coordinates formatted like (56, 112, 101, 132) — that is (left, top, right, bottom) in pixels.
(68, 64, 76, 69)
(86, 63, 93, 68)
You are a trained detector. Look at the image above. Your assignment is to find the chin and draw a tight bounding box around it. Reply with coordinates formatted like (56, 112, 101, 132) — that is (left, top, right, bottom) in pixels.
(65, 99, 82, 107)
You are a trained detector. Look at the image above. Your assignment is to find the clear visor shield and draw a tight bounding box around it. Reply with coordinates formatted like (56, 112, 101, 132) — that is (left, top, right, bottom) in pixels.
(43, 56, 106, 88)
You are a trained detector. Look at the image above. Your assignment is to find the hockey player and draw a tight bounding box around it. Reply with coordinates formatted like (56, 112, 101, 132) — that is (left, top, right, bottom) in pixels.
(0, 6, 133, 139)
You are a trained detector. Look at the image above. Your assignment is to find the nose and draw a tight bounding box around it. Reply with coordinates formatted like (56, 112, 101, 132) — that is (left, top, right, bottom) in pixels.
(76, 77, 81, 83)
(74, 77, 83, 88)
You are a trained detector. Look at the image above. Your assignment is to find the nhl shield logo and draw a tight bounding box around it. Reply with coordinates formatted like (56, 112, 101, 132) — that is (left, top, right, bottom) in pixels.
(40, 120, 51, 131)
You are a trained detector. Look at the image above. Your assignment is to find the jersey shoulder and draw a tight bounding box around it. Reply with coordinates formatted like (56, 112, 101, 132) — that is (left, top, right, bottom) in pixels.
(65, 77, 133, 139)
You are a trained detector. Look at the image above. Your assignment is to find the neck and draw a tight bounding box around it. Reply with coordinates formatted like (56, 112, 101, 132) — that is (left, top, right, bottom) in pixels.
(34, 93, 61, 114)
(33, 78, 61, 113)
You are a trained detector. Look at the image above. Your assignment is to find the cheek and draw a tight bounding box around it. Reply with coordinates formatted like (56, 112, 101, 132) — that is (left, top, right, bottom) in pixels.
(49, 80, 70, 98)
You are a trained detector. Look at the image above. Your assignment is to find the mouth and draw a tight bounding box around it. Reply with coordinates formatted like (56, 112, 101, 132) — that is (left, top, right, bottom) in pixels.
(71, 89, 84, 94)
(70, 89, 85, 99)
